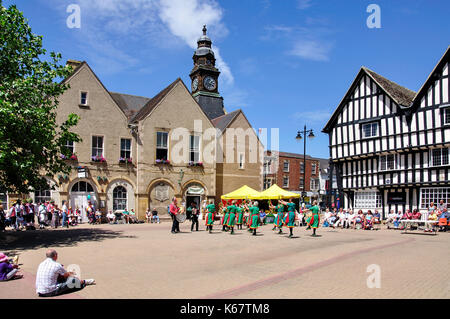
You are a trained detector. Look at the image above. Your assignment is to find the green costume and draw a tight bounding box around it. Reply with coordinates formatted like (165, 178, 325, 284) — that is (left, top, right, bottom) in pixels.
(205, 204, 215, 226)
(236, 207, 244, 225)
(275, 204, 284, 228)
(226, 205, 237, 227)
(283, 203, 296, 228)
(249, 206, 260, 229)
(307, 205, 320, 229)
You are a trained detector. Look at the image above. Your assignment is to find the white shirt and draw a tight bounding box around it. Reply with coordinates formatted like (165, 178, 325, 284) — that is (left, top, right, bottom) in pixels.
(62, 204, 68, 214)
(36, 258, 66, 294)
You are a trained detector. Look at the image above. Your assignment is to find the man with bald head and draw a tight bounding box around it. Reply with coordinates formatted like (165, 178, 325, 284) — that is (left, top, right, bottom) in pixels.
(35, 249, 95, 297)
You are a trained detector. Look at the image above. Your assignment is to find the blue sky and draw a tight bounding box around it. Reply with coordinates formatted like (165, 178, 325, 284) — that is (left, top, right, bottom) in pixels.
(5, 0, 450, 159)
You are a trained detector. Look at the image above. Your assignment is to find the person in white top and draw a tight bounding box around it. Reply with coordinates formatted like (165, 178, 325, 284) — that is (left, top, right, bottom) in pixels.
(38, 203, 47, 229)
(35, 249, 95, 297)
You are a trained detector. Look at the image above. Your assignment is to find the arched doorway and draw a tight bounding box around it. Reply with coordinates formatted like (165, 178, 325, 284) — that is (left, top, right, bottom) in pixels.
(69, 180, 97, 223)
(183, 181, 207, 219)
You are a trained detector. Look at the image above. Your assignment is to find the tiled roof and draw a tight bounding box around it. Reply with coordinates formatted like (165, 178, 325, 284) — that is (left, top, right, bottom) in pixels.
(211, 110, 241, 133)
(110, 92, 151, 120)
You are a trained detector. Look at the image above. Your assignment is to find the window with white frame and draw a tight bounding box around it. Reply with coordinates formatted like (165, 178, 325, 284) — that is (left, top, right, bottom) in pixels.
(444, 107, 450, 125)
(283, 160, 289, 172)
(311, 163, 317, 175)
(354, 191, 382, 209)
(283, 176, 289, 188)
(420, 188, 450, 209)
(300, 162, 305, 174)
(156, 132, 168, 160)
(430, 148, 449, 167)
(310, 179, 320, 190)
(190, 135, 200, 163)
(362, 122, 378, 138)
(239, 153, 245, 169)
(299, 178, 304, 189)
(80, 92, 88, 105)
(379, 154, 397, 171)
(92, 136, 103, 157)
(120, 138, 131, 159)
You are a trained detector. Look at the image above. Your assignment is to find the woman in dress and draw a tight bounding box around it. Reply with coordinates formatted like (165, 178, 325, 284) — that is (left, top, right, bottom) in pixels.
(280, 198, 296, 238)
(249, 201, 260, 236)
(270, 201, 285, 234)
(205, 200, 215, 233)
(306, 200, 320, 236)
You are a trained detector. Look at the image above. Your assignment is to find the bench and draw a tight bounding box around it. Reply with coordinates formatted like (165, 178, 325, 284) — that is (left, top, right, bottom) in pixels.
(400, 220, 438, 235)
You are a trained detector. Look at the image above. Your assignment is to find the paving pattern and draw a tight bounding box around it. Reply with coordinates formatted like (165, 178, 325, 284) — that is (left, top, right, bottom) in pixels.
(0, 222, 448, 299)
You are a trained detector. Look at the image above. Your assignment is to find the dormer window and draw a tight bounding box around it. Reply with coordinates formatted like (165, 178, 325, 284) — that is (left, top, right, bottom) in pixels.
(362, 122, 378, 138)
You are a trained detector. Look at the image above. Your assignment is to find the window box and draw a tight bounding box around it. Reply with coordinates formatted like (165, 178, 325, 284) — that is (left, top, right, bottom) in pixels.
(189, 161, 203, 167)
(155, 159, 171, 165)
(92, 155, 106, 163)
(119, 157, 132, 164)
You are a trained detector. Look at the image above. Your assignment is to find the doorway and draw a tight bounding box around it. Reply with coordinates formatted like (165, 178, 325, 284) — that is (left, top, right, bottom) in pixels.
(69, 181, 97, 223)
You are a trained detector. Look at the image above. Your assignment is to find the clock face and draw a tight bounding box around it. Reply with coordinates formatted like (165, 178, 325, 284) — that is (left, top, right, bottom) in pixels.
(192, 78, 198, 91)
(203, 76, 216, 91)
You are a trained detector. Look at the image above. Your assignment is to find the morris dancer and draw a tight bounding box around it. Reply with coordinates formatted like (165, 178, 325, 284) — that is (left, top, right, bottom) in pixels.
(270, 201, 285, 234)
(227, 200, 237, 234)
(236, 204, 244, 230)
(221, 203, 229, 232)
(205, 199, 215, 233)
(280, 198, 296, 238)
(249, 201, 260, 236)
(305, 200, 320, 236)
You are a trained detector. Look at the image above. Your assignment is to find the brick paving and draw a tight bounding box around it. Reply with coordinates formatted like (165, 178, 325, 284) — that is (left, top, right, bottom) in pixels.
(0, 222, 448, 299)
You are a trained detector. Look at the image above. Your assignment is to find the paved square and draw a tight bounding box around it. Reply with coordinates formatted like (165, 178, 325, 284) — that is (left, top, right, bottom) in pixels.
(1, 222, 449, 299)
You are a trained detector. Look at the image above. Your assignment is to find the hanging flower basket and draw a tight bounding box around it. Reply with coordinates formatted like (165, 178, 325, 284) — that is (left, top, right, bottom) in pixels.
(60, 154, 68, 160)
(70, 154, 78, 161)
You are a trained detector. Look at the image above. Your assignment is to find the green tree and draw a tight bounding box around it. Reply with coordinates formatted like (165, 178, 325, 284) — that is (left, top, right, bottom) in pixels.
(0, 1, 81, 194)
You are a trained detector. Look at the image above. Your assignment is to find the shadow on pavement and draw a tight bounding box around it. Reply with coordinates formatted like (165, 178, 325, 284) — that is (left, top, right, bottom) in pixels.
(0, 227, 136, 256)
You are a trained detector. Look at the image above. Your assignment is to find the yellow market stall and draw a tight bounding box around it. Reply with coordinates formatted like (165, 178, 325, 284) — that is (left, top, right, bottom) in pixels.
(250, 184, 300, 200)
(220, 185, 261, 200)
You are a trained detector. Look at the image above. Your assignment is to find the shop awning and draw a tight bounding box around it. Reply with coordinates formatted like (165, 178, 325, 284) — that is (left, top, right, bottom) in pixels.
(221, 185, 261, 200)
(249, 184, 301, 200)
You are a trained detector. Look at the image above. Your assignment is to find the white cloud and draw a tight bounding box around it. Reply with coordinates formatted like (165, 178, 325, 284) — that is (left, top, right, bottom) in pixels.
(297, 0, 313, 10)
(159, 0, 233, 84)
(293, 110, 332, 122)
(44, 0, 233, 82)
(288, 39, 332, 62)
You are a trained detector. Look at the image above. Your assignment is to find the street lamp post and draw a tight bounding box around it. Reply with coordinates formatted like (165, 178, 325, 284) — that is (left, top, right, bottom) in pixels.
(295, 125, 315, 206)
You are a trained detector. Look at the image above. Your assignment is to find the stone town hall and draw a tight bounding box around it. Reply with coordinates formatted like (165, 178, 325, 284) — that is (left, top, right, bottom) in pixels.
(6, 27, 263, 220)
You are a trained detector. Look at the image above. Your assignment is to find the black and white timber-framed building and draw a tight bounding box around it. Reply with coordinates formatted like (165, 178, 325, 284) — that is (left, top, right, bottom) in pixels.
(323, 47, 450, 217)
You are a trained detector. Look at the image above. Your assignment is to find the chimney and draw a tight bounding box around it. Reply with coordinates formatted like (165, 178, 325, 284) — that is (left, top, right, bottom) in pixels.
(66, 60, 82, 69)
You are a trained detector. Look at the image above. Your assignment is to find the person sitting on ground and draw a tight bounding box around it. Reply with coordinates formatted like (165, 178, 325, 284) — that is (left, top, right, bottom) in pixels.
(0, 252, 22, 281)
(145, 208, 152, 223)
(35, 249, 95, 297)
(106, 211, 115, 224)
(151, 208, 160, 224)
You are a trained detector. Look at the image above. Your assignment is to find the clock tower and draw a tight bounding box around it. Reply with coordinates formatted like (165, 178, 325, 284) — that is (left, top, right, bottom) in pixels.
(190, 25, 225, 119)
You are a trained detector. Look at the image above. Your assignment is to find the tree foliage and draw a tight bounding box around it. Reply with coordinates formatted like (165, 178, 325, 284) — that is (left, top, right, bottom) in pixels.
(0, 1, 81, 194)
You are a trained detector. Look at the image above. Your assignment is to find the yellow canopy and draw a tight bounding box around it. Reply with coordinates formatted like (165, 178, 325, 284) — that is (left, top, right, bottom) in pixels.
(249, 184, 301, 200)
(221, 185, 261, 200)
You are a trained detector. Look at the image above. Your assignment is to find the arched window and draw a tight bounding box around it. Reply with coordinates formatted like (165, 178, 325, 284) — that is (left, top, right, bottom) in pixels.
(71, 181, 94, 193)
(113, 186, 127, 210)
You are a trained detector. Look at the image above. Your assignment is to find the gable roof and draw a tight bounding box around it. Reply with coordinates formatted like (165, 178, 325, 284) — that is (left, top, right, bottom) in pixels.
(110, 92, 151, 120)
(363, 67, 416, 107)
(130, 78, 182, 123)
(211, 110, 241, 133)
(322, 67, 416, 133)
(411, 46, 450, 108)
